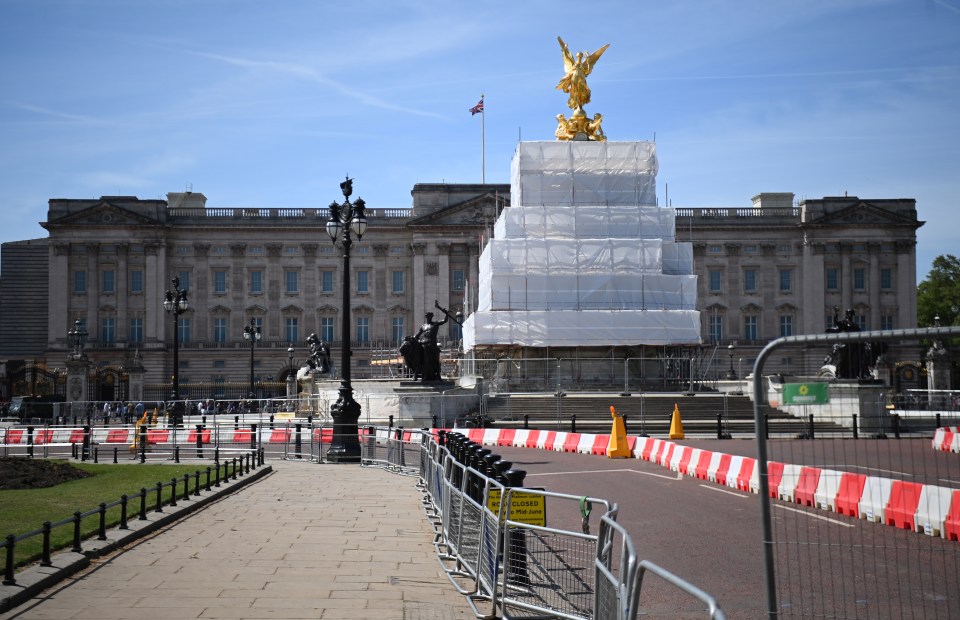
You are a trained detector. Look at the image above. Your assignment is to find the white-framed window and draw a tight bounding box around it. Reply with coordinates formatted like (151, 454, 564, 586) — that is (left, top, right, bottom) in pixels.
(853, 268, 866, 290)
(779, 269, 793, 292)
(101, 318, 115, 342)
(285, 317, 299, 343)
(178, 318, 191, 343)
(213, 318, 228, 343)
(826, 268, 839, 291)
(452, 269, 465, 292)
(880, 268, 893, 290)
(214, 270, 227, 293)
(779, 315, 793, 337)
(356, 317, 370, 342)
(177, 271, 190, 291)
(391, 270, 404, 293)
(743, 269, 756, 293)
(74, 270, 87, 294)
(285, 270, 299, 293)
(709, 315, 722, 343)
(708, 270, 722, 292)
(321, 317, 335, 342)
(744, 315, 757, 341)
(881, 315, 894, 330)
(102, 270, 115, 293)
(250, 271, 263, 294)
(129, 318, 143, 343)
(130, 270, 144, 294)
(356, 270, 369, 293)
(321, 271, 334, 293)
(391, 317, 405, 342)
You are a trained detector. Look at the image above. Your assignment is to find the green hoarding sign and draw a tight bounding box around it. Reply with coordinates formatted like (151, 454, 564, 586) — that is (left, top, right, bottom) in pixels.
(782, 383, 830, 405)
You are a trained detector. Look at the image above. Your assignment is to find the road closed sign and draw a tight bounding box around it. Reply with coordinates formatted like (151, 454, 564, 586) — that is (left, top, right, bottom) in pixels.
(782, 383, 830, 405)
(487, 489, 546, 527)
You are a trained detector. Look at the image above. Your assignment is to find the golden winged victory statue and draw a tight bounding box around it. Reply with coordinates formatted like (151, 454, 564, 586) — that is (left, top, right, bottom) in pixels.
(555, 36, 609, 141)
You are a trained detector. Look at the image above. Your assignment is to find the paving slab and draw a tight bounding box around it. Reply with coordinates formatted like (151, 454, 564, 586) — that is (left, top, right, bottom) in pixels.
(1, 461, 473, 620)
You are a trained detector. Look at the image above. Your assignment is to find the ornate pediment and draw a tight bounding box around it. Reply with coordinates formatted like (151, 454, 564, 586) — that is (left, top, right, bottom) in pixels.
(808, 201, 917, 227)
(48, 200, 162, 227)
(244, 304, 268, 315)
(407, 193, 509, 228)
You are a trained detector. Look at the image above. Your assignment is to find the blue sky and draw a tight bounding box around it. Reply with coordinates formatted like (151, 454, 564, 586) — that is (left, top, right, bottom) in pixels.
(1, 0, 958, 280)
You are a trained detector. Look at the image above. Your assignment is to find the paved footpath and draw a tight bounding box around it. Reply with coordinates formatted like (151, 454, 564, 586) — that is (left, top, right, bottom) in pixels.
(1, 460, 474, 620)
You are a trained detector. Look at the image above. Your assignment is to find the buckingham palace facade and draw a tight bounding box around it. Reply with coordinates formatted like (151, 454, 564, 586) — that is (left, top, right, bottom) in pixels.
(0, 185, 923, 394)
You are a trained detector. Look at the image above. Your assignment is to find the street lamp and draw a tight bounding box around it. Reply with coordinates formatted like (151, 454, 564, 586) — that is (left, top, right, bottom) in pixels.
(325, 176, 367, 463)
(67, 319, 88, 359)
(243, 318, 262, 405)
(163, 276, 189, 426)
(726, 343, 738, 380)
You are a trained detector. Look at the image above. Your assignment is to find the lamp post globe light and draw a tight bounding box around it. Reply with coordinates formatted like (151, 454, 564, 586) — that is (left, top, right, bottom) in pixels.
(67, 319, 88, 359)
(726, 343, 738, 380)
(325, 176, 367, 463)
(243, 318, 262, 405)
(163, 276, 189, 426)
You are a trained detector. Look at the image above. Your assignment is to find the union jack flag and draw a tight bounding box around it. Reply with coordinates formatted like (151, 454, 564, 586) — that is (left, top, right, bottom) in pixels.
(469, 98, 484, 115)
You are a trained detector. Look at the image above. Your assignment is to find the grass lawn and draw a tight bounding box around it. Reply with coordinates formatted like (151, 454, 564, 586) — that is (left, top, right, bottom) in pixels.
(0, 461, 219, 570)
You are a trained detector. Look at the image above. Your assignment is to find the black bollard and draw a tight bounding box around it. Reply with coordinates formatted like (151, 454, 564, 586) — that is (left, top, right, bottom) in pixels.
(295, 423, 302, 459)
(893, 414, 901, 439)
(571, 415, 576, 434)
(196, 424, 204, 459)
(139, 424, 147, 463)
(113, 447, 118, 464)
(808, 414, 815, 440)
(26, 426, 34, 458)
(269, 415, 274, 430)
(523, 414, 529, 430)
(432, 415, 438, 429)
(389, 415, 394, 429)
(82, 425, 91, 461)
(852, 414, 859, 439)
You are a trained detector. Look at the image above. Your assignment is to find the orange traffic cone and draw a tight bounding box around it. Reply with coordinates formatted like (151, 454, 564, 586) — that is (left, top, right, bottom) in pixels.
(668, 403, 685, 440)
(607, 405, 631, 458)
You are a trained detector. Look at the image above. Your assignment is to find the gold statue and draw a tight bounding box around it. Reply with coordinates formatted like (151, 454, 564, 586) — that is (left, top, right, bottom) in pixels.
(555, 37, 609, 141)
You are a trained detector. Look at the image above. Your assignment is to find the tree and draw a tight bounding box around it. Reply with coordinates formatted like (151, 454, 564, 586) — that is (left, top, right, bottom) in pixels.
(916, 254, 960, 327)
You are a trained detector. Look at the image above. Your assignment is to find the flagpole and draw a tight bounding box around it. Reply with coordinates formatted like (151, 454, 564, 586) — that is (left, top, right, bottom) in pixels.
(481, 93, 485, 184)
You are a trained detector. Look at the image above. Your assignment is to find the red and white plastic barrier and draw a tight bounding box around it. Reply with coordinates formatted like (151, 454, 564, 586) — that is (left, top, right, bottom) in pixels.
(444, 425, 960, 542)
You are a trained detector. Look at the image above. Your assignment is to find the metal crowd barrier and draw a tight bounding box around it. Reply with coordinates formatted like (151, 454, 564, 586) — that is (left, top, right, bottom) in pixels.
(360, 427, 422, 475)
(389, 429, 726, 620)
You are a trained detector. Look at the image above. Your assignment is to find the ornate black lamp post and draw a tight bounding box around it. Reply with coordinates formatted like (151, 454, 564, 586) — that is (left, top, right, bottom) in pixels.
(67, 319, 88, 359)
(163, 277, 189, 426)
(726, 343, 738, 380)
(243, 318, 262, 404)
(325, 176, 367, 463)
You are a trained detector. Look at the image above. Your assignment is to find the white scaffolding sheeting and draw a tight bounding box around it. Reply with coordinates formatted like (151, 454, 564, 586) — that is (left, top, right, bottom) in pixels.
(493, 205, 676, 240)
(510, 141, 658, 207)
(480, 238, 665, 273)
(463, 310, 701, 348)
(465, 139, 701, 349)
(476, 273, 697, 312)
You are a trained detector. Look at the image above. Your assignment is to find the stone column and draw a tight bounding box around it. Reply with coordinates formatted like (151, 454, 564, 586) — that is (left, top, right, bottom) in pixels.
(116, 243, 129, 342)
(86, 244, 100, 339)
(411, 241, 427, 324)
(66, 356, 90, 405)
(49, 243, 71, 347)
(145, 242, 163, 342)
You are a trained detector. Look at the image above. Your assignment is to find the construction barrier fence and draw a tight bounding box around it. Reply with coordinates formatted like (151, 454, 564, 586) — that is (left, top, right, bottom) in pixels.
(753, 325, 960, 619)
(361, 427, 726, 619)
